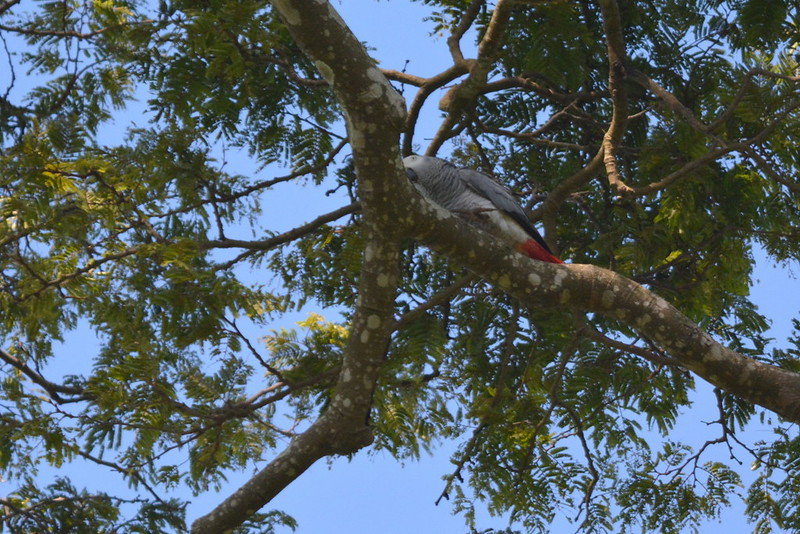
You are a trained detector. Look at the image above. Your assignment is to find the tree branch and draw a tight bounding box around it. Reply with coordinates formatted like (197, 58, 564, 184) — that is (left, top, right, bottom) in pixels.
(0, 20, 153, 40)
(438, 0, 514, 115)
(627, 67, 800, 196)
(597, 0, 633, 196)
(396, 62, 473, 156)
(206, 201, 360, 268)
(539, 148, 606, 252)
(0, 0, 21, 16)
(394, 273, 476, 330)
(446, 0, 485, 64)
(0, 348, 91, 403)
(191, 1, 408, 531)
(407, 195, 800, 423)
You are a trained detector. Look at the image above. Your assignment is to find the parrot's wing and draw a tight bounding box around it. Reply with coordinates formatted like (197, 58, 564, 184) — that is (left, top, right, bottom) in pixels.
(457, 168, 553, 253)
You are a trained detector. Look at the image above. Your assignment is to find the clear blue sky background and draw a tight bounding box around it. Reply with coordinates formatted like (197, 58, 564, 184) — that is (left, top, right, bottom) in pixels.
(14, 1, 800, 532)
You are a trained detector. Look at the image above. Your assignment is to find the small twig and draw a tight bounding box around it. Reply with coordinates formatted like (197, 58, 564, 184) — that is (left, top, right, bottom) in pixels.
(394, 274, 476, 330)
(436, 303, 523, 505)
(208, 202, 360, 269)
(582, 326, 678, 366)
(0, 0, 22, 16)
(0, 348, 92, 403)
(75, 449, 165, 503)
(557, 401, 599, 527)
(0, 19, 154, 40)
(221, 317, 290, 384)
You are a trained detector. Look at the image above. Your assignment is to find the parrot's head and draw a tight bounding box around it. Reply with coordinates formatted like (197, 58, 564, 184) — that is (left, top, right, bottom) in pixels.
(402, 155, 455, 197)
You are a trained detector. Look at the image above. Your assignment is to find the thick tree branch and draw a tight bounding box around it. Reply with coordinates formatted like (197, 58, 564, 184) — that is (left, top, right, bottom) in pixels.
(191, 1, 407, 532)
(408, 199, 800, 423)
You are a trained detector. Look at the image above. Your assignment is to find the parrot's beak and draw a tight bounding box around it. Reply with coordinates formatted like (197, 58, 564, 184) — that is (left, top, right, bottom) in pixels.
(405, 167, 418, 182)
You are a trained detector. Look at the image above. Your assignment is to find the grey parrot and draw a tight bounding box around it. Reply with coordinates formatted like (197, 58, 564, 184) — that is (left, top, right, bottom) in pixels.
(403, 155, 563, 264)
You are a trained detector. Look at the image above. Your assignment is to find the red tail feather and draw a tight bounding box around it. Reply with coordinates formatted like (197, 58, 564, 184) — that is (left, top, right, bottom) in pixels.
(515, 240, 564, 264)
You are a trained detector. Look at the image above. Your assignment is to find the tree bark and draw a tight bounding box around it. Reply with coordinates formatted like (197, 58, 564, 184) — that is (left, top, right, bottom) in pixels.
(191, 1, 408, 531)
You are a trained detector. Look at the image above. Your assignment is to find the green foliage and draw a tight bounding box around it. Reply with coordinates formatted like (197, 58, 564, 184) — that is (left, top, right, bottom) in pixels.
(746, 427, 800, 533)
(1, 0, 800, 532)
(0, 476, 186, 532)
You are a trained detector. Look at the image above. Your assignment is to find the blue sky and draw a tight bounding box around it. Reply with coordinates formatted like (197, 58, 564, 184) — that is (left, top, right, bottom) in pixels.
(6, 1, 800, 532)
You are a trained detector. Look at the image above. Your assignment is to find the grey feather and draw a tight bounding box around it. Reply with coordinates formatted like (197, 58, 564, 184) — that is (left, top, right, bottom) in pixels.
(403, 155, 553, 253)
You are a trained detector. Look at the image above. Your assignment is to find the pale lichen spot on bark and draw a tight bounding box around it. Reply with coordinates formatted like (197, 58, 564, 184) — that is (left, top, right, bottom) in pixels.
(273, 0, 301, 24)
(314, 60, 335, 85)
(390, 92, 407, 119)
(364, 242, 375, 262)
(651, 296, 671, 319)
(498, 274, 512, 289)
(363, 367, 376, 388)
(528, 272, 541, 286)
(341, 368, 352, 382)
(377, 273, 390, 287)
(342, 398, 352, 408)
(360, 329, 370, 343)
(366, 66, 383, 83)
(323, 0, 349, 28)
(367, 314, 381, 329)
(601, 289, 615, 308)
(344, 115, 366, 150)
(358, 82, 384, 104)
(364, 65, 406, 119)
(703, 340, 726, 362)
(559, 289, 571, 305)
(349, 129, 365, 149)
(552, 267, 567, 287)
(736, 361, 757, 385)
